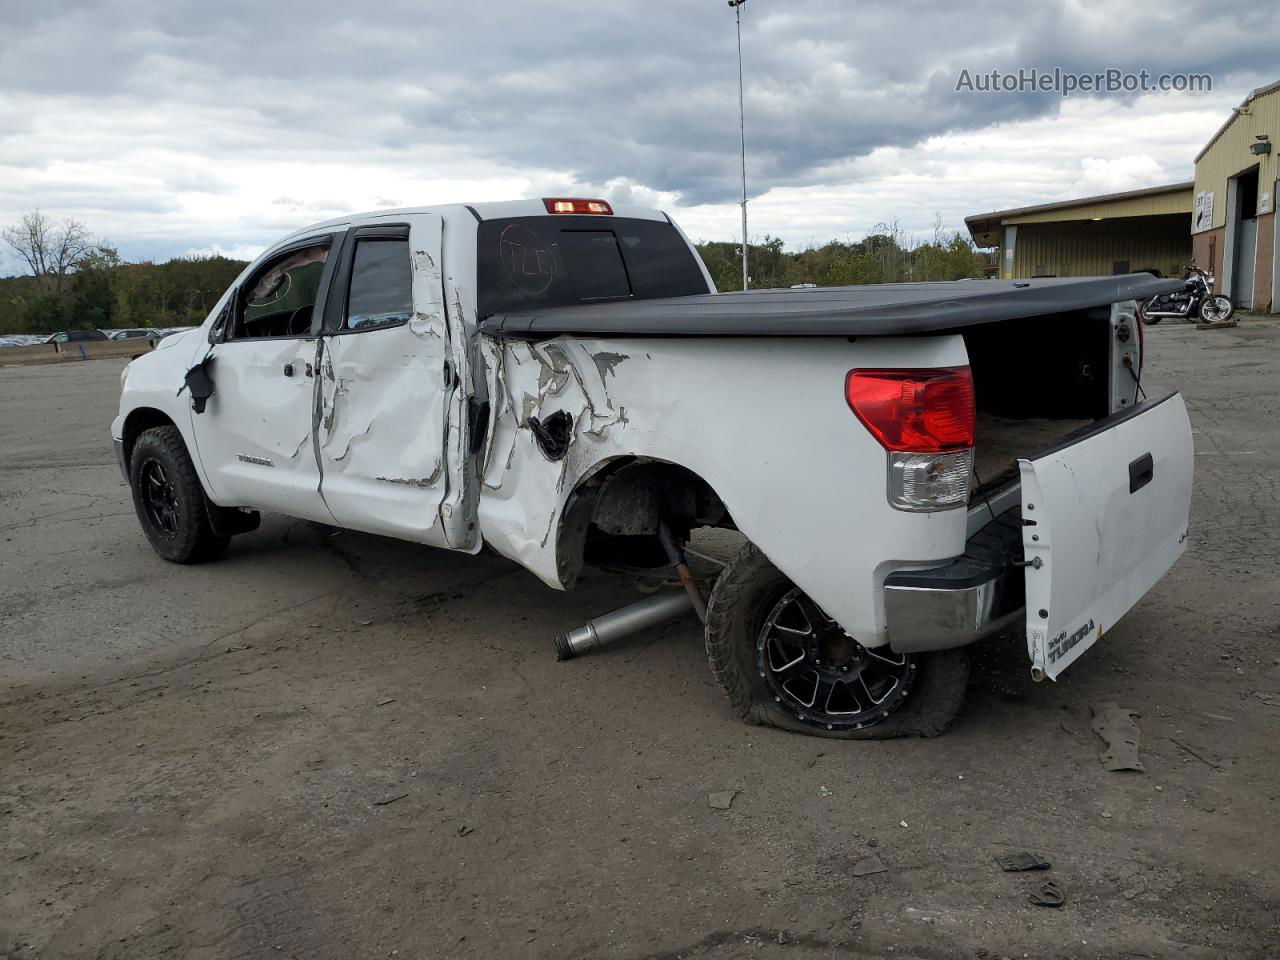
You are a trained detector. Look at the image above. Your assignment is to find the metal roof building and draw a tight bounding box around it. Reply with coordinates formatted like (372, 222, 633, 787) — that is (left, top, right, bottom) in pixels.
(1191, 79, 1280, 312)
(966, 183, 1193, 281)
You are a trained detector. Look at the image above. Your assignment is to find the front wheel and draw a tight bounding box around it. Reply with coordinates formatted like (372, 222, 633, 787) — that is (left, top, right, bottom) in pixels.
(704, 542, 968, 739)
(128, 425, 229, 563)
(1198, 294, 1234, 324)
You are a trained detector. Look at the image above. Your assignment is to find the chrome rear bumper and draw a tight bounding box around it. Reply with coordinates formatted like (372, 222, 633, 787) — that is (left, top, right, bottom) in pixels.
(884, 510, 1025, 653)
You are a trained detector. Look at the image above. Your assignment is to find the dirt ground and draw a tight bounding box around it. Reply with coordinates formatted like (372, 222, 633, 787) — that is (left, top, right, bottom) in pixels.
(2, 320, 1279, 960)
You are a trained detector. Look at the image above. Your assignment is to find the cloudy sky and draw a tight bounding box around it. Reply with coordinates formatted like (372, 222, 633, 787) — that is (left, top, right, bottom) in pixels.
(0, 0, 1274, 270)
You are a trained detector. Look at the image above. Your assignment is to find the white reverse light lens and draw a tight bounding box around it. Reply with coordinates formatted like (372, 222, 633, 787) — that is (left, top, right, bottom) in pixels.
(888, 449, 973, 511)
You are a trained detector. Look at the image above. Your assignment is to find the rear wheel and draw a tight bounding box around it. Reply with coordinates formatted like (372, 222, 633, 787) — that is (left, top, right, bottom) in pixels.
(704, 542, 968, 739)
(129, 425, 229, 563)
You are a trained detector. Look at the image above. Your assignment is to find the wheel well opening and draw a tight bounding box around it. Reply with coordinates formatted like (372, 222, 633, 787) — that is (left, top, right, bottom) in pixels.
(556, 458, 733, 587)
(122, 408, 176, 466)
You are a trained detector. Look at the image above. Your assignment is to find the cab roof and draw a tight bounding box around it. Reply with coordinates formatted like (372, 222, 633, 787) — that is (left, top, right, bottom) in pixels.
(278, 199, 669, 246)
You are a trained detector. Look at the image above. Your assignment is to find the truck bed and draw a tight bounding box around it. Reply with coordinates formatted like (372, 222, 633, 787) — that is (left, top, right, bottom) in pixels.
(478, 274, 1180, 339)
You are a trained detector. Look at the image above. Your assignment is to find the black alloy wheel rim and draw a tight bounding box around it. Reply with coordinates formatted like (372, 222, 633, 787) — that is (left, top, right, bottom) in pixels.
(756, 587, 915, 730)
(139, 459, 180, 539)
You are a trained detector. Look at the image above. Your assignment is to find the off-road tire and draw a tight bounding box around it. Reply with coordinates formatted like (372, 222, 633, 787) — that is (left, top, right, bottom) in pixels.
(704, 541, 969, 739)
(128, 425, 229, 563)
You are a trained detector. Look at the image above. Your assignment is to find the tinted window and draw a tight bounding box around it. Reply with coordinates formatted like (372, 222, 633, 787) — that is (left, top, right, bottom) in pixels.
(346, 239, 413, 330)
(235, 243, 331, 339)
(559, 231, 629, 300)
(476, 216, 709, 317)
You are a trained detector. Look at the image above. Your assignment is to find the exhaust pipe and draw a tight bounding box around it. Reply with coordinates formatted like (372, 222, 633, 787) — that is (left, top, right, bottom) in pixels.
(554, 591, 695, 660)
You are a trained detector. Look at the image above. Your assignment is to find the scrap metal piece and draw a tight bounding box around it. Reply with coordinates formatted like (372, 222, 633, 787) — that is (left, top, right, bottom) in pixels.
(708, 790, 737, 810)
(851, 855, 888, 877)
(1090, 702, 1145, 772)
(995, 851, 1051, 872)
(1028, 880, 1065, 908)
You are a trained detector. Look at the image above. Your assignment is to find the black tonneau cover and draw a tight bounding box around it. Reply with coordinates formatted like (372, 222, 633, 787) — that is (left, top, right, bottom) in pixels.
(479, 274, 1181, 340)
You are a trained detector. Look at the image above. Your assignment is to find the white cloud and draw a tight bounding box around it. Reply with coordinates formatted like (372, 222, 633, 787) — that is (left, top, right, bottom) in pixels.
(0, 0, 1273, 268)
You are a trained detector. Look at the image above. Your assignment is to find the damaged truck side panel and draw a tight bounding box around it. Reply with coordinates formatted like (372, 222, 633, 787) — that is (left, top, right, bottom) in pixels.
(315, 215, 466, 547)
(478, 334, 971, 647)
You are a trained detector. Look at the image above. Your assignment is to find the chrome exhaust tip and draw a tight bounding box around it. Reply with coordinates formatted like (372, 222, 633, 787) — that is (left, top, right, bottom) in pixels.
(554, 591, 695, 661)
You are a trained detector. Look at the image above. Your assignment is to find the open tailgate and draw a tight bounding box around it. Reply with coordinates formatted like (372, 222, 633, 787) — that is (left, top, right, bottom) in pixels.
(1018, 392, 1193, 679)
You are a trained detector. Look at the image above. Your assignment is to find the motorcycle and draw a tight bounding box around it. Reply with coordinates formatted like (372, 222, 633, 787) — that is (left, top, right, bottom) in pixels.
(1140, 264, 1234, 325)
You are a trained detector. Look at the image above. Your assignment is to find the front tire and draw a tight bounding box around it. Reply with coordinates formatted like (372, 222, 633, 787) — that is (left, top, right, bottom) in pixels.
(704, 542, 968, 739)
(1198, 294, 1234, 323)
(128, 425, 229, 563)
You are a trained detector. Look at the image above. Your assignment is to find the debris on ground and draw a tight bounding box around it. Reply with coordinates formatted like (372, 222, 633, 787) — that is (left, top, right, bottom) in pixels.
(373, 792, 409, 807)
(899, 820, 909, 828)
(851, 855, 887, 877)
(376, 698, 396, 707)
(1169, 736, 1220, 769)
(995, 851, 1051, 872)
(1091, 702, 1145, 772)
(708, 790, 738, 810)
(818, 785, 833, 798)
(1028, 880, 1065, 907)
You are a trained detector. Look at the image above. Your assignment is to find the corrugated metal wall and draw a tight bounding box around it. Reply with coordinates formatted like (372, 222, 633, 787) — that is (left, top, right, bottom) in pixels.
(1007, 190, 1191, 225)
(1194, 85, 1280, 231)
(1011, 215, 1191, 278)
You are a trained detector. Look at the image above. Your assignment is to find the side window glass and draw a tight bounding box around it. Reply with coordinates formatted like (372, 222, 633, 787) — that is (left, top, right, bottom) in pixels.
(233, 242, 330, 340)
(345, 239, 413, 330)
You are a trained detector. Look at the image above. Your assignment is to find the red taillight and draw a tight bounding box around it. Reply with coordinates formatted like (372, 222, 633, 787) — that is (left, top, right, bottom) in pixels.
(845, 367, 976, 452)
(543, 197, 613, 215)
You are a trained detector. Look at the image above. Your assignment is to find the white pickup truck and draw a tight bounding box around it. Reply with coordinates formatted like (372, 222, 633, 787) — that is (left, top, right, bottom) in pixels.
(112, 198, 1193, 739)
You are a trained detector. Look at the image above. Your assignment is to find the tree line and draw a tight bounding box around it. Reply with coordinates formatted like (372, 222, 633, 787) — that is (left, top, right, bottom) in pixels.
(1, 210, 988, 336)
(0, 211, 244, 335)
(695, 219, 989, 292)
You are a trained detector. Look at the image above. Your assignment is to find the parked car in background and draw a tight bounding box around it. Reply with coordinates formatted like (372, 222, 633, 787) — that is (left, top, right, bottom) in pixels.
(45, 329, 109, 344)
(109, 328, 162, 342)
(0, 338, 23, 348)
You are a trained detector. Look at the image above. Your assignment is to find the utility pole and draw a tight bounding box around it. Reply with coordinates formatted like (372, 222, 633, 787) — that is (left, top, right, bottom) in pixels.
(729, 0, 749, 290)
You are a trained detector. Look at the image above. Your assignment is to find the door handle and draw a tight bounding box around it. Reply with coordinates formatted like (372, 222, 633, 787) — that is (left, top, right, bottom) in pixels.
(283, 363, 294, 377)
(1129, 453, 1154, 493)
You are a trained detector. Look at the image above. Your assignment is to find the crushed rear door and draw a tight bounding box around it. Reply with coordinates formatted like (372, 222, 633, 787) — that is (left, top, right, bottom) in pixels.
(1018, 392, 1193, 679)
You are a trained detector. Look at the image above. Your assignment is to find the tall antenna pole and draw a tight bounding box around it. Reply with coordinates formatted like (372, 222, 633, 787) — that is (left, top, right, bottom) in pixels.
(730, 0, 749, 291)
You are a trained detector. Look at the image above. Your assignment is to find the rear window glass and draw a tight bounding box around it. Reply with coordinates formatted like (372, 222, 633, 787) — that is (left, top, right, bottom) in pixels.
(476, 216, 709, 317)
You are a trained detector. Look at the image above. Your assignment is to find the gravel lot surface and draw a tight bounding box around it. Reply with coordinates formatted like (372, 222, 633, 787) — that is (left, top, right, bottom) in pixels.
(2, 321, 1278, 959)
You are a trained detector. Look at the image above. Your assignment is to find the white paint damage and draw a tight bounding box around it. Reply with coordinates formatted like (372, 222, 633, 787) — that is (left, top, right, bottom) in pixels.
(477, 336, 632, 580)
(310, 214, 466, 546)
(475, 334, 974, 646)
